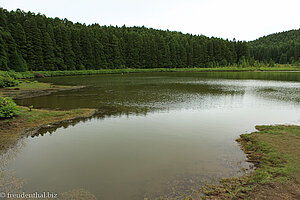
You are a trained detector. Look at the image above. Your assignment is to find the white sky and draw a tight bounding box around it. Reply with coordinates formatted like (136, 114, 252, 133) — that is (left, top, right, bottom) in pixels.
(1, 0, 300, 41)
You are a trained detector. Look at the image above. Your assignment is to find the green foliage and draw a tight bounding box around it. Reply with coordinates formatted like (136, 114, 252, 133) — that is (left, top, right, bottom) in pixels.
(28, 105, 33, 112)
(249, 29, 300, 64)
(0, 76, 19, 87)
(0, 8, 250, 71)
(0, 97, 19, 118)
(269, 59, 275, 67)
(0, 70, 35, 79)
(0, 67, 299, 82)
(0, 7, 298, 71)
(9, 50, 28, 72)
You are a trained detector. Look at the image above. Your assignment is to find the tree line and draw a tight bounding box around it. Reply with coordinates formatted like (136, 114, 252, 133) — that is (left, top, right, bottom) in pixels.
(0, 8, 251, 72)
(1, 8, 299, 72)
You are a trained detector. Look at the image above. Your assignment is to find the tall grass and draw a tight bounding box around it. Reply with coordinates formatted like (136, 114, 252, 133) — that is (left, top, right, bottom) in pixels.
(0, 66, 299, 79)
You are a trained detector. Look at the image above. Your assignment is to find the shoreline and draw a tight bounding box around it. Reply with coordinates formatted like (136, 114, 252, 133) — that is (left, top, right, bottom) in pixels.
(0, 82, 97, 155)
(0, 81, 86, 99)
(199, 125, 300, 200)
(0, 106, 97, 155)
(1, 66, 300, 79)
(1, 73, 300, 199)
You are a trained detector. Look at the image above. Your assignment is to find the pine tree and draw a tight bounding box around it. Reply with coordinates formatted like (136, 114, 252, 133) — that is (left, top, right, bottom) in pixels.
(23, 19, 44, 70)
(53, 25, 66, 70)
(61, 27, 75, 70)
(0, 8, 8, 28)
(42, 32, 55, 70)
(0, 31, 9, 70)
(9, 50, 27, 72)
(12, 23, 27, 60)
(80, 28, 94, 69)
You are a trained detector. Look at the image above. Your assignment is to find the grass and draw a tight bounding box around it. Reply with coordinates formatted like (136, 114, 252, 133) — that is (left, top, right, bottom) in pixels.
(0, 66, 300, 79)
(0, 80, 79, 99)
(9, 81, 70, 90)
(0, 106, 96, 154)
(199, 125, 300, 199)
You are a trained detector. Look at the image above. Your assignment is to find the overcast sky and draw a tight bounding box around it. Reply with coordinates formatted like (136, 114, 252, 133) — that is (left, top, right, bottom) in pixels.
(1, 0, 300, 41)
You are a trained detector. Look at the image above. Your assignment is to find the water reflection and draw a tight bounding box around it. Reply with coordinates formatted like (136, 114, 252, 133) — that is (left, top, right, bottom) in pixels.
(5, 72, 300, 200)
(0, 140, 26, 195)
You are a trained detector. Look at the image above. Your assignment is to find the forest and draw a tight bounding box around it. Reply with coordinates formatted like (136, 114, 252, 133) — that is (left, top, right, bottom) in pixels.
(249, 29, 300, 64)
(0, 8, 299, 72)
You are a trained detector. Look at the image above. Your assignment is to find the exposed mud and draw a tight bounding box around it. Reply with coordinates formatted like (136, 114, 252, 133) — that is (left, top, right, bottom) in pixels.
(0, 85, 85, 100)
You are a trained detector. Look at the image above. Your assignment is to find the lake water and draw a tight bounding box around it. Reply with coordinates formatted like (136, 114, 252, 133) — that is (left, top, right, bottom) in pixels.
(5, 72, 300, 199)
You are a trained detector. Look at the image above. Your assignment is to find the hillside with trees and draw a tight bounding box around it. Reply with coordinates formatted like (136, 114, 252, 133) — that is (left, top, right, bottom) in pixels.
(0, 8, 250, 72)
(249, 29, 300, 64)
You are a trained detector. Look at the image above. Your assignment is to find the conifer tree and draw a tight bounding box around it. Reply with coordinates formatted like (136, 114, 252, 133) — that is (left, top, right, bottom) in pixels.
(0, 32, 9, 70)
(43, 32, 55, 70)
(9, 50, 27, 72)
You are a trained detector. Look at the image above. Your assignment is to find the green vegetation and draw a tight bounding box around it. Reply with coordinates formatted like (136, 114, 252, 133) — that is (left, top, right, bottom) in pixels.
(249, 29, 300, 65)
(0, 71, 35, 79)
(0, 76, 19, 87)
(0, 79, 95, 153)
(0, 8, 250, 71)
(0, 97, 19, 118)
(200, 125, 300, 199)
(0, 66, 299, 80)
(0, 106, 95, 153)
(7, 80, 65, 89)
(0, 8, 298, 73)
(0, 80, 80, 100)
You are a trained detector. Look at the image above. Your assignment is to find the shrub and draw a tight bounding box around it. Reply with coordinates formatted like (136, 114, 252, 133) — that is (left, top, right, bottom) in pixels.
(0, 97, 19, 118)
(0, 76, 19, 88)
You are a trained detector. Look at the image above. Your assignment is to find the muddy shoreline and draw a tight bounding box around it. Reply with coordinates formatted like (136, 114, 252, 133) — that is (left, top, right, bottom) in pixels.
(201, 125, 300, 200)
(0, 83, 96, 155)
(0, 85, 86, 100)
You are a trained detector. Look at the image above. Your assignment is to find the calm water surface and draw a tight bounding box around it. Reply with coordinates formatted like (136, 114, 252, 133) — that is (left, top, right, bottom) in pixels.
(5, 72, 300, 199)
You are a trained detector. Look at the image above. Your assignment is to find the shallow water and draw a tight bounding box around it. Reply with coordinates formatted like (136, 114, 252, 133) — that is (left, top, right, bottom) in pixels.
(6, 72, 300, 199)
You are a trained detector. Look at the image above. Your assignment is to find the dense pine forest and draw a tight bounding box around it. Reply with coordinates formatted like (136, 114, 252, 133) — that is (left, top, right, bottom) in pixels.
(0, 8, 251, 72)
(0, 8, 299, 72)
(249, 29, 300, 64)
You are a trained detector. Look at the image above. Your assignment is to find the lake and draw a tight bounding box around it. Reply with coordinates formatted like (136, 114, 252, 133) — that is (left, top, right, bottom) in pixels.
(4, 72, 300, 199)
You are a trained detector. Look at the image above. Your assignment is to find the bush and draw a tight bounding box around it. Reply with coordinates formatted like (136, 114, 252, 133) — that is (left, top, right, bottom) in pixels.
(0, 76, 19, 88)
(0, 97, 19, 118)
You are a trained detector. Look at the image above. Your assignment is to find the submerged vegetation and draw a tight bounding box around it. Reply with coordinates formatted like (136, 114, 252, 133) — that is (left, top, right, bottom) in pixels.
(200, 125, 300, 199)
(0, 79, 83, 101)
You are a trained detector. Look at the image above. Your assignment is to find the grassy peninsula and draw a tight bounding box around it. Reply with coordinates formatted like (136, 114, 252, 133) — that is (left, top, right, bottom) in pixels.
(196, 125, 300, 200)
(0, 81, 96, 154)
(0, 105, 96, 154)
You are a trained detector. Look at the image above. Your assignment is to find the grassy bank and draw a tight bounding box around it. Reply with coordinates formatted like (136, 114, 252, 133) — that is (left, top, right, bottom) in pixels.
(198, 125, 300, 200)
(0, 80, 84, 99)
(0, 106, 96, 154)
(1, 66, 300, 79)
(0, 80, 96, 154)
